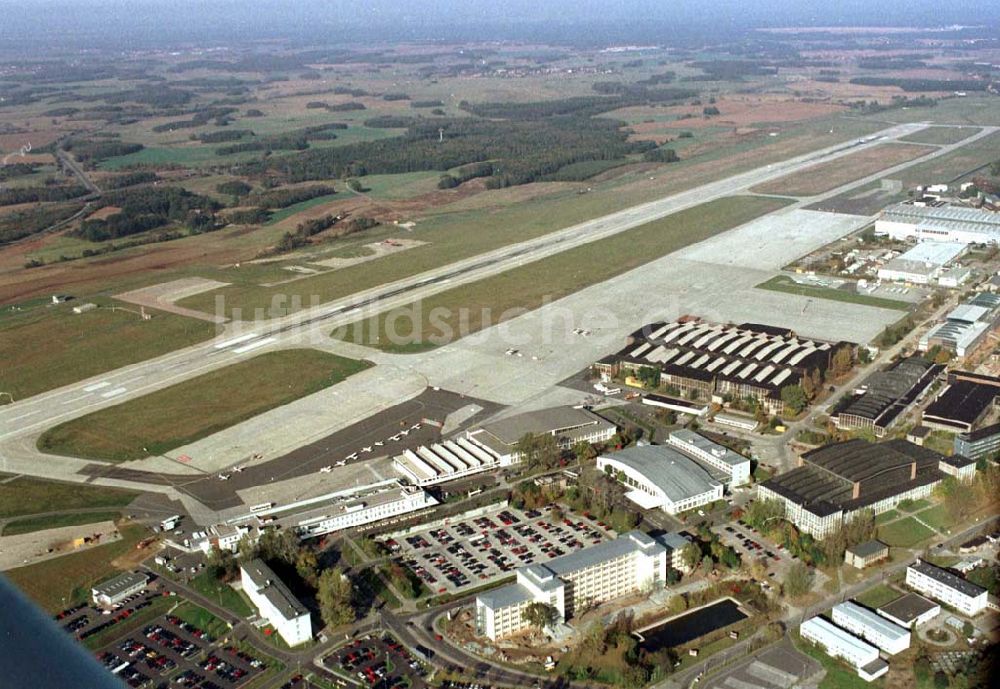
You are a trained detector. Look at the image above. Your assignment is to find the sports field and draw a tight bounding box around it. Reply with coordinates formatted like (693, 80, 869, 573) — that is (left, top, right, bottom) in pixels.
(37, 349, 371, 462)
(335, 196, 791, 352)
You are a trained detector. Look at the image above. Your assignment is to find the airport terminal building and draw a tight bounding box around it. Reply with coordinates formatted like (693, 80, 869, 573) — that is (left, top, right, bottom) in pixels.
(475, 531, 667, 640)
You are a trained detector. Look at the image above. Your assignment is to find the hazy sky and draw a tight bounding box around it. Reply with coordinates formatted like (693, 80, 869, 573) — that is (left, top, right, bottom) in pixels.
(0, 0, 994, 51)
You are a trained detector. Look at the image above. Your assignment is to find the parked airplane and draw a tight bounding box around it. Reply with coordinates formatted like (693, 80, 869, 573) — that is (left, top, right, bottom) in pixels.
(218, 474, 230, 481)
(334, 459, 347, 467)
(319, 466, 332, 473)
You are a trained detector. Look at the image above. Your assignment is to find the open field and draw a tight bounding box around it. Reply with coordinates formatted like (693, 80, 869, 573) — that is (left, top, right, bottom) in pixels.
(878, 516, 936, 547)
(172, 601, 233, 639)
(189, 570, 254, 618)
(875, 510, 900, 525)
(899, 126, 981, 146)
(37, 349, 372, 462)
(897, 498, 932, 513)
(0, 298, 216, 401)
(854, 583, 900, 609)
(0, 473, 137, 519)
(335, 196, 791, 351)
(751, 143, 934, 196)
(915, 504, 957, 532)
(2, 510, 123, 536)
(4, 523, 147, 611)
(755, 275, 911, 311)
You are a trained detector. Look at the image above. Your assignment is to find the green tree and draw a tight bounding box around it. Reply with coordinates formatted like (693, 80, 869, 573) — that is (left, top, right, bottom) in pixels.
(295, 548, 319, 587)
(781, 385, 808, 415)
(783, 561, 813, 598)
(636, 365, 661, 389)
(515, 432, 560, 469)
(317, 567, 355, 629)
(573, 441, 597, 462)
(521, 602, 559, 631)
(680, 542, 702, 570)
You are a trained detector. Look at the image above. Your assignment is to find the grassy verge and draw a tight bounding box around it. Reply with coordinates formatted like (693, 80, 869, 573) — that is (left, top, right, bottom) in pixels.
(5, 523, 148, 611)
(854, 583, 900, 609)
(335, 196, 792, 352)
(172, 601, 233, 639)
(897, 499, 932, 513)
(874, 510, 900, 526)
(899, 127, 981, 146)
(756, 276, 910, 311)
(2, 510, 122, 536)
(37, 349, 371, 462)
(0, 299, 216, 401)
(915, 505, 957, 532)
(0, 474, 137, 519)
(188, 571, 254, 618)
(792, 632, 877, 689)
(878, 516, 935, 548)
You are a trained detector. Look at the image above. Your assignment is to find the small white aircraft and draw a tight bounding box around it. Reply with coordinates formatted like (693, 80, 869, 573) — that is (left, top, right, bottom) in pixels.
(411, 423, 421, 430)
(232, 465, 246, 473)
(399, 429, 409, 437)
(374, 441, 384, 447)
(218, 474, 230, 481)
(334, 459, 347, 467)
(361, 446, 373, 453)
(319, 466, 332, 473)
(390, 434, 401, 441)
(346, 452, 358, 461)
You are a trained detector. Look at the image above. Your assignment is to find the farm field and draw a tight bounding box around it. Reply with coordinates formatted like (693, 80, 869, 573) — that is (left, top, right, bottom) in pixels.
(5, 523, 148, 611)
(756, 275, 911, 311)
(335, 195, 790, 352)
(0, 298, 216, 401)
(0, 473, 137, 519)
(36, 349, 371, 462)
(751, 143, 935, 196)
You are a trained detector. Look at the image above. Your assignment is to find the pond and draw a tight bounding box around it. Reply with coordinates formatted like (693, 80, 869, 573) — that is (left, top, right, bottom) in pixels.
(636, 598, 748, 652)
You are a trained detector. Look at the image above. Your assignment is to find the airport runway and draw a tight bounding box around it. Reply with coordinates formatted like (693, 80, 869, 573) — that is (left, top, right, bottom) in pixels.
(1, 121, 992, 509)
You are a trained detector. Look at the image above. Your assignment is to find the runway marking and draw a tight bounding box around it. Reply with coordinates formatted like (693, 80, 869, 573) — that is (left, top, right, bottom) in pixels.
(101, 387, 127, 398)
(6, 410, 39, 422)
(83, 381, 110, 392)
(62, 395, 93, 405)
(233, 337, 276, 354)
(213, 332, 259, 349)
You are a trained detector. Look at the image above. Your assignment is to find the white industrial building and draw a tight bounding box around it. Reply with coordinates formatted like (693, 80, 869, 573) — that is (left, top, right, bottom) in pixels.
(800, 616, 888, 682)
(240, 559, 312, 646)
(91, 571, 149, 608)
(597, 444, 723, 514)
(475, 531, 666, 640)
(876, 241, 966, 284)
(395, 407, 615, 486)
(919, 293, 1000, 357)
(665, 429, 751, 486)
(905, 560, 988, 616)
(875, 203, 1000, 245)
(832, 601, 911, 655)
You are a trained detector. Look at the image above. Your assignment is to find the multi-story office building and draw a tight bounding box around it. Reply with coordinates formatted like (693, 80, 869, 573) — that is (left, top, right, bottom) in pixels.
(905, 560, 988, 616)
(475, 531, 666, 641)
(800, 616, 888, 682)
(240, 559, 312, 646)
(665, 429, 751, 486)
(954, 421, 1000, 462)
(832, 601, 911, 655)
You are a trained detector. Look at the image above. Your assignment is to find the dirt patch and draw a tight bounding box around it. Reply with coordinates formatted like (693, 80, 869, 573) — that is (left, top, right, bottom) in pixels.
(85, 205, 121, 221)
(752, 143, 935, 196)
(116, 277, 230, 323)
(310, 238, 427, 270)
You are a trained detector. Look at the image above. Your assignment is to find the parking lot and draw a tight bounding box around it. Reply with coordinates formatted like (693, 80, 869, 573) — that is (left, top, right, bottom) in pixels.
(382, 505, 613, 595)
(325, 632, 429, 688)
(713, 521, 795, 590)
(58, 596, 265, 689)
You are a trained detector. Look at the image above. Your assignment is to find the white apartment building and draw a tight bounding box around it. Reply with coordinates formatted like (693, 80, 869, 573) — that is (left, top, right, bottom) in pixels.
(905, 560, 988, 616)
(476, 531, 666, 641)
(800, 616, 888, 682)
(240, 559, 312, 646)
(832, 601, 911, 655)
(666, 429, 751, 486)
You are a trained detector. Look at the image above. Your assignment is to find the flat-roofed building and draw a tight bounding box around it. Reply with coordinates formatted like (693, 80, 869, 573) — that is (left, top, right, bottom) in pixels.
(597, 445, 724, 514)
(875, 203, 1000, 245)
(240, 559, 312, 646)
(712, 411, 759, 431)
(905, 560, 988, 616)
(475, 531, 666, 641)
(922, 371, 1000, 433)
(954, 421, 1000, 461)
(834, 357, 943, 438)
(845, 540, 889, 569)
(877, 593, 941, 628)
(799, 616, 888, 682)
(91, 571, 149, 608)
(758, 439, 955, 537)
(877, 241, 966, 285)
(666, 429, 751, 486)
(832, 601, 911, 655)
